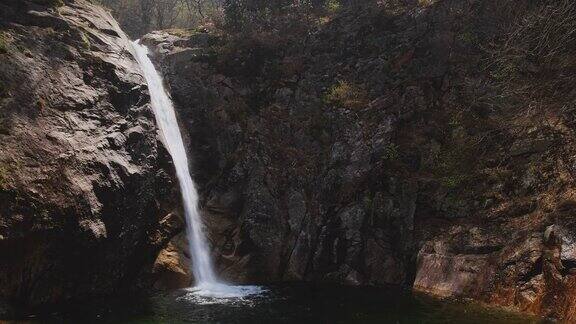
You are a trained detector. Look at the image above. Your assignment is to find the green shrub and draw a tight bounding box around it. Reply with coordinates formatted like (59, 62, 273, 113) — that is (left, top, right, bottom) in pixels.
(80, 31, 91, 49)
(382, 143, 399, 161)
(0, 33, 8, 54)
(324, 80, 368, 109)
(326, 0, 341, 13)
(440, 174, 468, 189)
(458, 30, 478, 45)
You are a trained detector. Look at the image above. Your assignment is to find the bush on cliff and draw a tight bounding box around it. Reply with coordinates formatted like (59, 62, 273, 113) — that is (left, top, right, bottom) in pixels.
(0, 33, 8, 54)
(490, 0, 576, 107)
(324, 81, 368, 110)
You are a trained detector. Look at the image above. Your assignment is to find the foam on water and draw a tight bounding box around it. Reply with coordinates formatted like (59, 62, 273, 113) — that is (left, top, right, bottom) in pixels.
(179, 283, 266, 305)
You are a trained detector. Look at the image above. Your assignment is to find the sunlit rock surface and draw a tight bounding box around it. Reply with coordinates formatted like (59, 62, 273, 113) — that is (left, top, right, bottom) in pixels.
(0, 0, 180, 316)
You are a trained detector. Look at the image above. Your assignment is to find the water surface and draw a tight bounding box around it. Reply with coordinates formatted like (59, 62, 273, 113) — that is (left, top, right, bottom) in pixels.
(51, 284, 540, 324)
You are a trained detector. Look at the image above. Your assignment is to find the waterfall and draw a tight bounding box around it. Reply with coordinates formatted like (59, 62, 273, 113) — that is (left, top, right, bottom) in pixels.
(131, 40, 262, 299)
(131, 41, 217, 285)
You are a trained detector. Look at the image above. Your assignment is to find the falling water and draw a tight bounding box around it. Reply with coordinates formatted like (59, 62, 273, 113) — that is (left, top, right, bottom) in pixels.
(132, 41, 217, 285)
(131, 41, 262, 300)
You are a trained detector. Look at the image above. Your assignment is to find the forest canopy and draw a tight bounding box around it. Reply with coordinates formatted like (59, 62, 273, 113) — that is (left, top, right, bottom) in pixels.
(96, 0, 367, 37)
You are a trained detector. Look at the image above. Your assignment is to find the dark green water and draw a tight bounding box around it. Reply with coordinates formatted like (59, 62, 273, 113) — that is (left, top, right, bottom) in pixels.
(32, 284, 541, 324)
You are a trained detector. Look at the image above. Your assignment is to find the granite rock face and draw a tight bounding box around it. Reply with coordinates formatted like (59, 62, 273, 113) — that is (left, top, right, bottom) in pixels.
(141, 26, 417, 287)
(0, 0, 180, 316)
(141, 0, 576, 321)
(2, 0, 575, 321)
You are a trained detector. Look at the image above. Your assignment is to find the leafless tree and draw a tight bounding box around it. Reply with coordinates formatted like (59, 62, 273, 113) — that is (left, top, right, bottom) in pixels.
(140, 0, 155, 32)
(154, 0, 182, 29)
(183, 0, 207, 18)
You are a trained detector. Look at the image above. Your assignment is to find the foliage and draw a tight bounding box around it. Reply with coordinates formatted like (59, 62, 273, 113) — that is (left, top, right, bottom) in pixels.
(440, 174, 468, 189)
(0, 32, 8, 54)
(222, 0, 302, 30)
(458, 30, 477, 46)
(490, 0, 576, 103)
(325, 0, 340, 13)
(94, 0, 356, 36)
(97, 0, 221, 37)
(382, 143, 398, 161)
(423, 113, 482, 192)
(324, 81, 368, 109)
(221, 0, 361, 30)
(80, 31, 91, 49)
(29, 0, 64, 6)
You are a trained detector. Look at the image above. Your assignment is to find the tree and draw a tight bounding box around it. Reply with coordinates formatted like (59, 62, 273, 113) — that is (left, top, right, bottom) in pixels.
(139, 0, 154, 32)
(154, 0, 182, 29)
(184, 0, 208, 18)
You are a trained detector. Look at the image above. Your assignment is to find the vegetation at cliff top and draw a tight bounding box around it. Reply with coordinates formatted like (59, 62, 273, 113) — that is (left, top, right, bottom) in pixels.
(95, 0, 367, 37)
(30, 0, 64, 6)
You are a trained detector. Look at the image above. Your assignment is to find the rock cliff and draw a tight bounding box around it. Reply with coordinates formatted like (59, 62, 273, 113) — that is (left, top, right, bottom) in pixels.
(142, 0, 576, 320)
(2, 0, 576, 321)
(0, 0, 180, 317)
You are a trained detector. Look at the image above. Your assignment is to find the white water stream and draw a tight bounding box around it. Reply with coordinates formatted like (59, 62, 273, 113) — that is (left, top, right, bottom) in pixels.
(131, 41, 262, 300)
